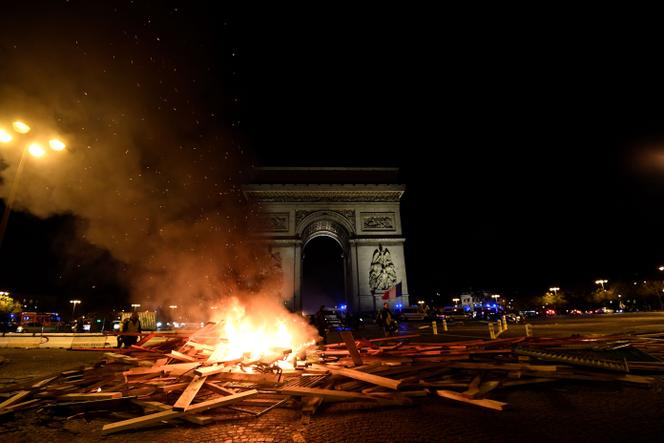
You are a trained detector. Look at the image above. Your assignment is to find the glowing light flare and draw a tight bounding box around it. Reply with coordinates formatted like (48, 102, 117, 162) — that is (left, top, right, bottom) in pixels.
(28, 143, 46, 158)
(0, 129, 12, 143)
(48, 138, 66, 151)
(12, 121, 31, 134)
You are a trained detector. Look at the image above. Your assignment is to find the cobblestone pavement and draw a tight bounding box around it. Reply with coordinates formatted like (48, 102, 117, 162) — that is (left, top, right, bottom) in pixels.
(2, 315, 664, 442)
(2, 378, 663, 443)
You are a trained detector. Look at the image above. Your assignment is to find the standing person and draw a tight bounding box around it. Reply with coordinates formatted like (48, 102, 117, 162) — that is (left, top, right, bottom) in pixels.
(377, 302, 397, 336)
(120, 312, 142, 348)
(315, 305, 328, 345)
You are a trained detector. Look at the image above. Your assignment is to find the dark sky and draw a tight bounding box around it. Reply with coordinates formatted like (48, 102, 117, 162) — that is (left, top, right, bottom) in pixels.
(2, 2, 664, 308)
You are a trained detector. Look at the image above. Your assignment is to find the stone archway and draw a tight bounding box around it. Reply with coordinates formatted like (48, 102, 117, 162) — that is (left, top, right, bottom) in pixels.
(298, 212, 353, 312)
(243, 167, 410, 314)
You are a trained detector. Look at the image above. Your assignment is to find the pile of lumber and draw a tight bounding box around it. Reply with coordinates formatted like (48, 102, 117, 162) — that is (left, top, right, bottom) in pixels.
(1, 327, 663, 435)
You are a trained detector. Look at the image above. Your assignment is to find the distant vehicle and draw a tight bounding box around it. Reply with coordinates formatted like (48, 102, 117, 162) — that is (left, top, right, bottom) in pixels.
(545, 309, 556, 316)
(439, 307, 472, 321)
(309, 309, 345, 330)
(15, 312, 62, 333)
(397, 306, 427, 321)
(594, 307, 615, 314)
(569, 309, 583, 316)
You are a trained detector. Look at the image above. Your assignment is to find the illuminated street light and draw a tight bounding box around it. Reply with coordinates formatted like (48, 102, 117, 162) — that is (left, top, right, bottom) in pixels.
(48, 138, 66, 151)
(0, 129, 12, 143)
(452, 297, 460, 307)
(28, 143, 46, 158)
(12, 121, 31, 134)
(549, 287, 560, 296)
(169, 305, 178, 309)
(131, 303, 141, 310)
(70, 299, 81, 318)
(659, 266, 664, 272)
(595, 279, 608, 291)
(0, 120, 68, 249)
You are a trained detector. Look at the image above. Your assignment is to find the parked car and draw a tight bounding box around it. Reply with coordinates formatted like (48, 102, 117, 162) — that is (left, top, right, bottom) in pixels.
(397, 306, 427, 321)
(439, 307, 472, 321)
(594, 307, 615, 314)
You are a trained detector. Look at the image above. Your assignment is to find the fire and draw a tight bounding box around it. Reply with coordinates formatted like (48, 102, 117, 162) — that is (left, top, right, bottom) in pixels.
(206, 297, 316, 368)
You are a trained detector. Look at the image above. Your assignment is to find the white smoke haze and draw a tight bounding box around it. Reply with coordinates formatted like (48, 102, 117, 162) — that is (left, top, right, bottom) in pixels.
(0, 14, 309, 337)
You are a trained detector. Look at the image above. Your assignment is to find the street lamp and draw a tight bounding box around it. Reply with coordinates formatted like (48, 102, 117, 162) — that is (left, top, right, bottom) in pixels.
(0, 120, 67, 248)
(595, 279, 608, 291)
(452, 297, 460, 307)
(131, 303, 141, 311)
(70, 299, 81, 318)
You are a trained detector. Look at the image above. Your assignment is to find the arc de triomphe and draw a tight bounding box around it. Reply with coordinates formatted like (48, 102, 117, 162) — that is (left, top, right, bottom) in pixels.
(243, 167, 409, 313)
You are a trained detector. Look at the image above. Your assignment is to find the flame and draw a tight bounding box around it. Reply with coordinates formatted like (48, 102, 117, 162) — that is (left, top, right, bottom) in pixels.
(207, 297, 316, 367)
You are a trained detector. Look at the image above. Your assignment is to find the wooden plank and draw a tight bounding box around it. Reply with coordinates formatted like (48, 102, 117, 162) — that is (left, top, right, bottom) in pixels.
(436, 390, 507, 411)
(0, 391, 31, 409)
(168, 350, 198, 363)
(340, 331, 363, 366)
(216, 372, 280, 385)
(277, 386, 405, 404)
(57, 392, 122, 401)
(463, 374, 482, 397)
(325, 367, 402, 390)
(124, 362, 200, 377)
(31, 376, 58, 389)
(173, 376, 208, 411)
(102, 390, 258, 434)
(194, 365, 226, 377)
(203, 382, 237, 396)
(133, 400, 213, 425)
(0, 399, 40, 414)
(158, 382, 190, 393)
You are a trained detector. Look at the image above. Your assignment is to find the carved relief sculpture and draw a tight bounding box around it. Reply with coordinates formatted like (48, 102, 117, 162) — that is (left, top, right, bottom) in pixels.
(361, 213, 396, 231)
(369, 244, 398, 292)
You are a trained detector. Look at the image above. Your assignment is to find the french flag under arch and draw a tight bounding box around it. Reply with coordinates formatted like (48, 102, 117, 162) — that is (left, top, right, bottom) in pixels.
(382, 282, 403, 300)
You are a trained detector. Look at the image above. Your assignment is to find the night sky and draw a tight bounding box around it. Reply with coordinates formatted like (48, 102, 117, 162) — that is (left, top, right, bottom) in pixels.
(2, 2, 664, 309)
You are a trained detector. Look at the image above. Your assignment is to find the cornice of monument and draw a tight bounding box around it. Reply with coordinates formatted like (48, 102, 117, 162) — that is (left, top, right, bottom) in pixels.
(242, 184, 405, 202)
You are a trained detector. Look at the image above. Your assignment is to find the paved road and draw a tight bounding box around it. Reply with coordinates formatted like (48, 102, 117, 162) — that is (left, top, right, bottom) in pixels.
(1, 313, 663, 442)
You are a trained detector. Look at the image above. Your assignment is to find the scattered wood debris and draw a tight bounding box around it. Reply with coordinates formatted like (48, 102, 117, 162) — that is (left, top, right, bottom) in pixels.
(1, 328, 663, 434)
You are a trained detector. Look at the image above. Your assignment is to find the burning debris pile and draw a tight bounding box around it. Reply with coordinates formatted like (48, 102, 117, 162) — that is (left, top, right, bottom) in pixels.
(1, 329, 663, 434)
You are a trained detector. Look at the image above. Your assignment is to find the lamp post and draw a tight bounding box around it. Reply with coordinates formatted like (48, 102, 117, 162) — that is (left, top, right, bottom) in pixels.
(0, 120, 66, 248)
(549, 287, 560, 297)
(131, 303, 141, 311)
(594, 279, 608, 291)
(452, 297, 460, 307)
(70, 299, 81, 319)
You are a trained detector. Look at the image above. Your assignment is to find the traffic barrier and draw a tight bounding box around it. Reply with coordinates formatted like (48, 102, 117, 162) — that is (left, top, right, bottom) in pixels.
(496, 319, 503, 332)
(488, 322, 496, 339)
(525, 323, 533, 337)
(442, 319, 448, 332)
(502, 315, 508, 330)
(432, 321, 438, 335)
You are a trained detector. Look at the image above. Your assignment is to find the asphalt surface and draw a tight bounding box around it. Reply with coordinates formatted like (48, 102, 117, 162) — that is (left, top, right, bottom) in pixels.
(1, 313, 663, 443)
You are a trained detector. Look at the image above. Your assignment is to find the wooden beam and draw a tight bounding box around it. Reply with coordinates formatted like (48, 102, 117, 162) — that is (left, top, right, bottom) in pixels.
(436, 390, 507, 411)
(173, 376, 207, 411)
(203, 382, 237, 396)
(277, 386, 404, 404)
(57, 392, 122, 401)
(194, 365, 226, 377)
(168, 350, 198, 363)
(340, 331, 363, 366)
(102, 390, 257, 434)
(0, 391, 31, 409)
(325, 367, 402, 390)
